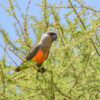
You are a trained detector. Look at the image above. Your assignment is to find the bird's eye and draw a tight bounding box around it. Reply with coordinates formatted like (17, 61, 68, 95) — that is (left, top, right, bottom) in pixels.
(50, 33, 55, 36)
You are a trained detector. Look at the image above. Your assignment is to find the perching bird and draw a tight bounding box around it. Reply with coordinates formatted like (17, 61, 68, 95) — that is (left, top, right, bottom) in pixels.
(15, 31, 57, 72)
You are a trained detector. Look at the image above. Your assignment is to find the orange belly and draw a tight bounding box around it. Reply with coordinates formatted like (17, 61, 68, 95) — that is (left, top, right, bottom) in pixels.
(32, 49, 47, 64)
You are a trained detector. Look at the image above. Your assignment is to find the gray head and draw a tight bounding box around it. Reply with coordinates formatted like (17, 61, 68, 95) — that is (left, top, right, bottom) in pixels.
(40, 31, 57, 44)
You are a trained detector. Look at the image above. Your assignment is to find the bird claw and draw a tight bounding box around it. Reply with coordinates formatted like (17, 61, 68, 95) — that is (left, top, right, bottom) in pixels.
(37, 67, 45, 73)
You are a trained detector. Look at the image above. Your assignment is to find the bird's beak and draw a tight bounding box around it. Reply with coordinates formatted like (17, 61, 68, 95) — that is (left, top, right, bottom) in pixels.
(52, 34, 57, 41)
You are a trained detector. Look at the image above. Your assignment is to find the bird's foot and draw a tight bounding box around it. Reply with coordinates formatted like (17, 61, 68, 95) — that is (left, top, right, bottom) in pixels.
(37, 67, 45, 73)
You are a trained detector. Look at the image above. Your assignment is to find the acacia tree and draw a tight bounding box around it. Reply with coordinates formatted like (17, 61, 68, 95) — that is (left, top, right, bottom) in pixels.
(0, 0, 100, 100)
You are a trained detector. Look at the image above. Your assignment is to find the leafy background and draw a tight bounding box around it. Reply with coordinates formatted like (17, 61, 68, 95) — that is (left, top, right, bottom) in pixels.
(0, 0, 100, 100)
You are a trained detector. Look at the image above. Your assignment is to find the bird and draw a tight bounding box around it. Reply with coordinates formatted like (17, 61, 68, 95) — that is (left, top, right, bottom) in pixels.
(15, 31, 57, 73)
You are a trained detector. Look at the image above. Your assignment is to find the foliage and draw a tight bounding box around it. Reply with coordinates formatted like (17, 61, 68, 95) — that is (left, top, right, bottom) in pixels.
(0, 0, 100, 100)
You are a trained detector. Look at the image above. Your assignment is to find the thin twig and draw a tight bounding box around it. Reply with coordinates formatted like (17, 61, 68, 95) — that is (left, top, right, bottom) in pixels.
(36, 3, 80, 9)
(44, 0, 49, 32)
(58, 55, 78, 77)
(9, 0, 24, 36)
(68, 0, 86, 29)
(67, 79, 77, 94)
(90, 39, 100, 56)
(9, 47, 22, 60)
(78, 79, 100, 89)
(56, 86, 71, 100)
(0, 43, 18, 66)
(1, 29, 23, 53)
(50, 71, 55, 100)
(75, 0, 100, 12)
(16, 92, 43, 100)
(50, 4, 65, 46)
(0, 92, 7, 99)
(24, 0, 31, 39)
(0, 64, 5, 94)
(15, 0, 24, 17)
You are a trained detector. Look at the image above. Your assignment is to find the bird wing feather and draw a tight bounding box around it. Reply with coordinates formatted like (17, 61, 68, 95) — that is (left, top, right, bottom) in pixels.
(25, 43, 40, 60)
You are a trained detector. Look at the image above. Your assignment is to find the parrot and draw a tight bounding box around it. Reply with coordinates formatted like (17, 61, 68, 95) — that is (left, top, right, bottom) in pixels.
(15, 31, 57, 73)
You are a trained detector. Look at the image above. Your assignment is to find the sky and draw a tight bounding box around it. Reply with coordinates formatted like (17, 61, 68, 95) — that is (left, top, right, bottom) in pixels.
(0, 0, 100, 36)
(0, 0, 100, 67)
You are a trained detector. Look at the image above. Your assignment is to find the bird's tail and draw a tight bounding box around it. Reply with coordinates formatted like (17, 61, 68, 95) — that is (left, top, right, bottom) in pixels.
(15, 63, 28, 72)
(15, 61, 37, 72)
(15, 66, 20, 72)
(15, 65, 46, 73)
